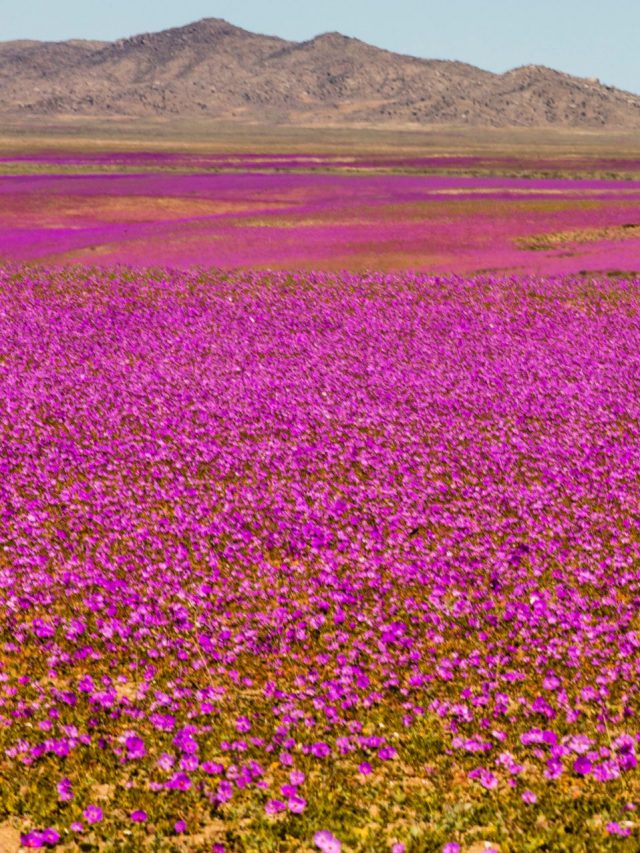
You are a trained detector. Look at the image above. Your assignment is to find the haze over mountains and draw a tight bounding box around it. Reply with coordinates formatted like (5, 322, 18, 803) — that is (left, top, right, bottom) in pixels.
(1, 18, 640, 128)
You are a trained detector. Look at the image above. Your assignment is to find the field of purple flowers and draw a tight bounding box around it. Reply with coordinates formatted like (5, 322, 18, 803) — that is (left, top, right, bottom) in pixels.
(1, 266, 640, 850)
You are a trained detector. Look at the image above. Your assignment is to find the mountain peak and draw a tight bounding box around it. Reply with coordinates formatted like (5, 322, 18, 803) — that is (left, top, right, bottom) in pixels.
(114, 17, 247, 48)
(314, 31, 349, 41)
(184, 18, 241, 33)
(309, 31, 360, 47)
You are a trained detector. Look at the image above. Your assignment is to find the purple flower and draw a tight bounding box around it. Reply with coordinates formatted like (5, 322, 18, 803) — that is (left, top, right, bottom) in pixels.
(310, 742, 331, 758)
(288, 795, 307, 813)
(612, 734, 635, 754)
(202, 761, 225, 775)
(157, 753, 175, 771)
(545, 758, 564, 779)
(378, 746, 398, 760)
(573, 756, 592, 776)
(314, 830, 342, 852)
(593, 760, 620, 782)
(165, 772, 191, 791)
(468, 768, 498, 790)
(606, 822, 632, 837)
(265, 799, 287, 815)
(57, 777, 73, 802)
(130, 810, 147, 822)
(21, 832, 46, 849)
(125, 735, 146, 760)
(180, 754, 199, 772)
(480, 772, 498, 790)
(41, 829, 60, 846)
(83, 805, 103, 824)
(522, 790, 537, 804)
(216, 780, 233, 803)
(567, 735, 592, 755)
(174, 820, 187, 834)
(235, 715, 251, 733)
(358, 761, 372, 775)
(442, 845, 461, 853)
(173, 731, 199, 754)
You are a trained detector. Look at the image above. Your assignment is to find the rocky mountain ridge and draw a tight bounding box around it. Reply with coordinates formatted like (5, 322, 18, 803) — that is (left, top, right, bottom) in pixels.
(1, 18, 639, 128)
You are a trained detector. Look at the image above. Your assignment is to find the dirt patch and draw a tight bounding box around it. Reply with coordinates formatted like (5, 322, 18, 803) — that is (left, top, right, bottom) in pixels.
(0, 821, 20, 852)
(0, 195, 292, 228)
(517, 223, 640, 250)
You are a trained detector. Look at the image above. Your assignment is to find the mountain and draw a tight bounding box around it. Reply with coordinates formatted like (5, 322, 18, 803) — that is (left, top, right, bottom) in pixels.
(1, 18, 639, 128)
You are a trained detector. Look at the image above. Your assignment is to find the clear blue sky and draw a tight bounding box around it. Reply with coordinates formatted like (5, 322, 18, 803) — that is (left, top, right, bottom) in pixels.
(2, 0, 639, 93)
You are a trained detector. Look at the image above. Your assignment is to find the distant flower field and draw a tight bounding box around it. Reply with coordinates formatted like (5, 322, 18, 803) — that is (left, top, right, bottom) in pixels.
(1, 159, 640, 274)
(1, 267, 640, 850)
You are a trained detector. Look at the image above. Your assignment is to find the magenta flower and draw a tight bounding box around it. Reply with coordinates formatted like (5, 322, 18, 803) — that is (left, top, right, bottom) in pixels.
(522, 790, 537, 804)
(235, 715, 251, 733)
(20, 832, 46, 848)
(125, 735, 146, 760)
(41, 829, 60, 845)
(545, 758, 564, 779)
(378, 746, 398, 760)
(202, 761, 225, 775)
(173, 731, 199, 754)
(606, 822, 632, 837)
(468, 768, 498, 790)
(265, 799, 287, 815)
(165, 772, 191, 791)
(57, 778, 73, 802)
(215, 780, 233, 803)
(314, 830, 341, 852)
(593, 761, 620, 782)
(288, 795, 307, 813)
(83, 805, 103, 825)
(180, 754, 199, 772)
(157, 753, 175, 771)
(130, 810, 147, 822)
(573, 756, 593, 776)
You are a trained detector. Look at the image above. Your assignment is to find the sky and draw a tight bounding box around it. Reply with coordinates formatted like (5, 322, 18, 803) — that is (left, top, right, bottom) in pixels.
(2, 0, 639, 94)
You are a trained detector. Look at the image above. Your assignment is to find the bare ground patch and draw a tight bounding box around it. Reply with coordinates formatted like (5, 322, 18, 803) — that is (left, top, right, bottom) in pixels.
(0, 821, 20, 852)
(517, 222, 640, 250)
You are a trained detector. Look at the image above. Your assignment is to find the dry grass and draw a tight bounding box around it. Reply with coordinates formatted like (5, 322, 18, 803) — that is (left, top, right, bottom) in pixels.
(518, 223, 640, 250)
(2, 119, 640, 162)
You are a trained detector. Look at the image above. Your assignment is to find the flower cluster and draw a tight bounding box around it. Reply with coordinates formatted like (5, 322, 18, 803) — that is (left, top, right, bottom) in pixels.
(1, 267, 639, 849)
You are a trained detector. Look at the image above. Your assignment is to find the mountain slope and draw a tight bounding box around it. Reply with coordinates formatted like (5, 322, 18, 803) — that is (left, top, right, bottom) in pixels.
(1, 18, 639, 128)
